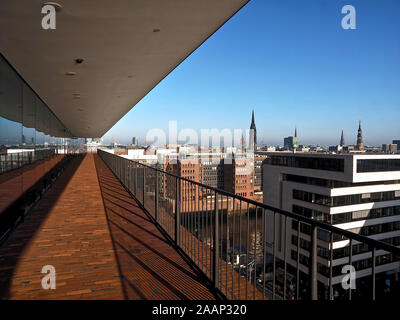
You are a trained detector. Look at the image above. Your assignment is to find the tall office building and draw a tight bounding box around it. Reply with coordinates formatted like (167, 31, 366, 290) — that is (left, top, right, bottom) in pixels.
(357, 121, 364, 151)
(382, 144, 398, 154)
(284, 128, 299, 151)
(393, 140, 400, 151)
(249, 110, 257, 151)
(132, 137, 138, 146)
(263, 153, 400, 297)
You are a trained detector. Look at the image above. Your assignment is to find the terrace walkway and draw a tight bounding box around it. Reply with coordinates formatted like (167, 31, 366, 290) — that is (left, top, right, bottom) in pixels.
(0, 153, 217, 300)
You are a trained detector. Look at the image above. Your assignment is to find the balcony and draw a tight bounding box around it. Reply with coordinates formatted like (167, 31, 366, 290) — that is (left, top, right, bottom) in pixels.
(96, 149, 400, 300)
(0, 153, 217, 299)
(1, 0, 400, 301)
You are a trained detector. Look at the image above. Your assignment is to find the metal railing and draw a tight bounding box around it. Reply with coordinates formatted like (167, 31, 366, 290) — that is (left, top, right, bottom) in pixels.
(98, 149, 400, 300)
(0, 148, 56, 174)
(0, 145, 87, 175)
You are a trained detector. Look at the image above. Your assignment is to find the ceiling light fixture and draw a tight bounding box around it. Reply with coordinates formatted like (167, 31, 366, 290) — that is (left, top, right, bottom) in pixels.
(65, 72, 76, 76)
(153, 28, 161, 33)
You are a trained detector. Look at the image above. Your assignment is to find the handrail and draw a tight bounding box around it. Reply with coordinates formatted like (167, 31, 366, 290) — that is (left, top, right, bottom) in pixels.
(98, 150, 400, 257)
(98, 149, 400, 300)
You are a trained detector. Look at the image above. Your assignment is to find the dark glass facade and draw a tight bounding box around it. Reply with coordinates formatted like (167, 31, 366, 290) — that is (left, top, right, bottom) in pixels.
(0, 54, 83, 214)
(293, 189, 400, 207)
(268, 156, 345, 172)
(357, 159, 400, 173)
(333, 236, 400, 260)
(284, 174, 400, 188)
(332, 206, 400, 224)
(332, 253, 396, 277)
(292, 202, 400, 225)
(333, 221, 400, 241)
(292, 204, 329, 222)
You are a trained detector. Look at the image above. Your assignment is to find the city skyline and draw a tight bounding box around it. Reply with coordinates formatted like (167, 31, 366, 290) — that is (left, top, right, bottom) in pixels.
(103, 0, 400, 146)
(104, 117, 396, 149)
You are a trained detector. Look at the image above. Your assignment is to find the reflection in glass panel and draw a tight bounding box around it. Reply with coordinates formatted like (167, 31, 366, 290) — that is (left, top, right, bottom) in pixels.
(0, 54, 23, 214)
(0, 53, 79, 219)
(22, 84, 36, 149)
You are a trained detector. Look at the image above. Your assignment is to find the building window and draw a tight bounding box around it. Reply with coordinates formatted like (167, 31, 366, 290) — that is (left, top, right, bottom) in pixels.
(293, 189, 400, 207)
(357, 159, 400, 173)
(269, 156, 345, 172)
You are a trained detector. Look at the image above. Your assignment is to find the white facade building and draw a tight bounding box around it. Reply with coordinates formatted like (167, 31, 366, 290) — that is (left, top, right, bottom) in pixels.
(263, 153, 400, 292)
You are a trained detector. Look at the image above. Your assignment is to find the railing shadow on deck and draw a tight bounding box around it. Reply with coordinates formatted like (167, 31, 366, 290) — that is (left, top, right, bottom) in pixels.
(97, 149, 400, 301)
(93, 154, 218, 300)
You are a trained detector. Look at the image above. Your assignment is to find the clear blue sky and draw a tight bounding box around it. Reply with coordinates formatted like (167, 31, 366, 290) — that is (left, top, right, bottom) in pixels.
(104, 0, 400, 147)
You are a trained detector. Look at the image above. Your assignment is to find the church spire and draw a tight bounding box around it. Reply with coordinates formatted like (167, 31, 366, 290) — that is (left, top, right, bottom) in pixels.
(357, 120, 364, 150)
(340, 130, 345, 147)
(250, 110, 256, 129)
(249, 109, 257, 151)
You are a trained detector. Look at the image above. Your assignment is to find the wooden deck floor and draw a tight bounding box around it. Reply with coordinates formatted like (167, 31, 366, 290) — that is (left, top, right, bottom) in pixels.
(0, 154, 217, 300)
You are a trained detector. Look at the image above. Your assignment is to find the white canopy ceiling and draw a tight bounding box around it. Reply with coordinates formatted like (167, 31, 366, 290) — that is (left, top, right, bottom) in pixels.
(0, 0, 249, 137)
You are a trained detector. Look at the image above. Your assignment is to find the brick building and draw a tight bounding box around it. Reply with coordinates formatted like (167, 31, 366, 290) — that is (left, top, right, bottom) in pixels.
(223, 158, 254, 198)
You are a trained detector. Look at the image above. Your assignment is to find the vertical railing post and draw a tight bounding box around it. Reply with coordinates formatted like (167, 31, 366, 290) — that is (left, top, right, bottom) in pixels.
(349, 239, 353, 300)
(175, 178, 180, 245)
(329, 232, 333, 300)
(372, 247, 376, 300)
(134, 163, 137, 197)
(128, 162, 131, 192)
(123, 160, 125, 184)
(155, 170, 159, 222)
(213, 191, 219, 289)
(124, 160, 127, 185)
(143, 166, 145, 206)
(310, 225, 318, 300)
